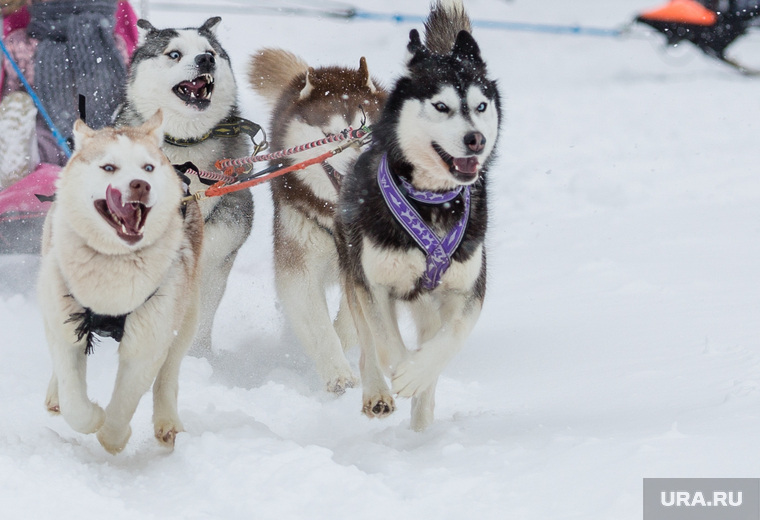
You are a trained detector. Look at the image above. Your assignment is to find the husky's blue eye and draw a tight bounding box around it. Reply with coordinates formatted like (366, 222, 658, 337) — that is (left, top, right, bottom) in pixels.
(476, 102, 487, 112)
(167, 50, 181, 60)
(433, 102, 449, 113)
(143, 164, 154, 172)
(101, 164, 116, 173)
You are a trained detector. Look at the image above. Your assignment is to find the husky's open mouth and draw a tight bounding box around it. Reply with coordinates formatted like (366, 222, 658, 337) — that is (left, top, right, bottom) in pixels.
(94, 185, 150, 245)
(432, 143, 480, 183)
(173, 73, 214, 109)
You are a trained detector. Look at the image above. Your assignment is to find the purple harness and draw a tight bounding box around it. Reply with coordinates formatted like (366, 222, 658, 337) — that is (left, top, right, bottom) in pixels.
(377, 154, 471, 290)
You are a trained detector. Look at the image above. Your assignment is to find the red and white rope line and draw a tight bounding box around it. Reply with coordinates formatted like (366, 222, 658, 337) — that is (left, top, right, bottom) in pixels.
(216, 127, 369, 171)
(184, 127, 370, 184)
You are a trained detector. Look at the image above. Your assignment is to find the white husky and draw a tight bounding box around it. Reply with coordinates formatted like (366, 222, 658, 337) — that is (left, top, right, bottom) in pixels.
(38, 111, 204, 454)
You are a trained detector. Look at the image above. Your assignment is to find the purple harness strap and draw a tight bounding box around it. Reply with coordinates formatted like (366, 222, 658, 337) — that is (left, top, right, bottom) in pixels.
(377, 154, 471, 290)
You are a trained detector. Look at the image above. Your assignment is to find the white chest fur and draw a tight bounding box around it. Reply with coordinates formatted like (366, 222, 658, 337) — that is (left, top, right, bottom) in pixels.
(52, 217, 181, 316)
(362, 238, 482, 294)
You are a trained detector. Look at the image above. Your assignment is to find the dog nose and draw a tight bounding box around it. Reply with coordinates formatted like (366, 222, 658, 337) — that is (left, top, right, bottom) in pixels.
(464, 131, 486, 154)
(195, 52, 215, 71)
(129, 179, 151, 203)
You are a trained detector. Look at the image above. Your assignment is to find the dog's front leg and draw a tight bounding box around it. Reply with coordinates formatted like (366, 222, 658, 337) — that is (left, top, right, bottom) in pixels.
(275, 239, 358, 394)
(410, 381, 438, 432)
(350, 283, 408, 419)
(39, 262, 104, 433)
(153, 297, 199, 449)
(47, 332, 105, 434)
(392, 292, 482, 400)
(97, 341, 169, 454)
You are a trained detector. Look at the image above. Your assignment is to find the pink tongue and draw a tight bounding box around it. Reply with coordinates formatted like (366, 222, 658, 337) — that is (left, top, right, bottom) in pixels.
(105, 185, 141, 232)
(453, 157, 479, 174)
(180, 79, 206, 95)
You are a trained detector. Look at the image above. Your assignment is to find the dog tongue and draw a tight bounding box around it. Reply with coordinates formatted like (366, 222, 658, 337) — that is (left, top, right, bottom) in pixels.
(179, 78, 207, 95)
(453, 157, 480, 174)
(105, 185, 141, 233)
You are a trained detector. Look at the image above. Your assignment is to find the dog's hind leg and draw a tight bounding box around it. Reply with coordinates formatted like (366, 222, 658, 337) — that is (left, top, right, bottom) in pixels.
(334, 290, 359, 353)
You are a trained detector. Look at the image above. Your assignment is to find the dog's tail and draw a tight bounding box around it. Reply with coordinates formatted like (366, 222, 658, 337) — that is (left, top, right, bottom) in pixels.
(424, 0, 473, 54)
(248, 49, 309, 105)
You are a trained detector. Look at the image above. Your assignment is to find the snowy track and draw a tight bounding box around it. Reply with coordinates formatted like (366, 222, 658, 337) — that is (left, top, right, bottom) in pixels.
(2, 1, 760, 518)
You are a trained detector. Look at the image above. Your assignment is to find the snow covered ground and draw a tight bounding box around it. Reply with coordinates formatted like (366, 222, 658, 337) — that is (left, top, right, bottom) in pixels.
(2, 0, 760, 518)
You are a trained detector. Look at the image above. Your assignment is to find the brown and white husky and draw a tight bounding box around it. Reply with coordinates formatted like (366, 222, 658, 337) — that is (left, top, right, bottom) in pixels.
(248, 49, 386, 393)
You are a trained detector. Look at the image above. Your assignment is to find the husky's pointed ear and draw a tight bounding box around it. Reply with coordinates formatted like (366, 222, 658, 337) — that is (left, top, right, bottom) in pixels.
(141, 109, 165, 148)
(404, 29, 427, 68)
(451, 30, 483, 64)
(358, 57, 377, 93)
(72, 119, 96, 152)
(200, 16, 222, 34)
(136, 19, 156, 45)
(299, 68, 315, 100)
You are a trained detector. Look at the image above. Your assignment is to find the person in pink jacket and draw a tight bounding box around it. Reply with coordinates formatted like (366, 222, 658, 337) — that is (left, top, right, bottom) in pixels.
(0, 0, 137, 252)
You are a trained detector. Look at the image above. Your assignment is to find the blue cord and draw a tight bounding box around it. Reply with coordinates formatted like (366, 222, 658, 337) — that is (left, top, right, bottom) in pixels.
(349, 9, 623, 37)
(145, 3, 624, 38)
(0, 37, 72, 158)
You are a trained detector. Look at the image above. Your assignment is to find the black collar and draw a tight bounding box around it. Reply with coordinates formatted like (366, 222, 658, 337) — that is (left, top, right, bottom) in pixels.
(164, 116, 264, 148)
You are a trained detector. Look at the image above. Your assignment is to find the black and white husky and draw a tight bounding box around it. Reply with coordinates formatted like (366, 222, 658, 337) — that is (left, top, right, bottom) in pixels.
(335, 0, 501, 431)
(115, 17, 254, 352)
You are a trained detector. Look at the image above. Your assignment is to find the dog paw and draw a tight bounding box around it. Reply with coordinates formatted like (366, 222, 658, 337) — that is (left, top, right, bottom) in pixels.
(45, 397, 60, 415)
(96, 424, 132, 455)
(154, 420, 184, 449)
(155, 426, 181, 449)
(64, 403, 105, 434)
(362, 394, 396, 418)
(45, 379, 60, 415)
(326, 374, 359, 395)
(391, 354, 440, 398)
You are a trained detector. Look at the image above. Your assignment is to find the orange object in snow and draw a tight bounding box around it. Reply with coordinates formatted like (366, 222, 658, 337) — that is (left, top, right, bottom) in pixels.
(638, 0, 717, 26)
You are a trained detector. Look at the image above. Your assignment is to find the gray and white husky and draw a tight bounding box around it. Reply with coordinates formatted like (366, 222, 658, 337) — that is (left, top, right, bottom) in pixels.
(335, 0, 501, 430)
(115, 17, 254, 353)
(248, 49, 386, 393)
